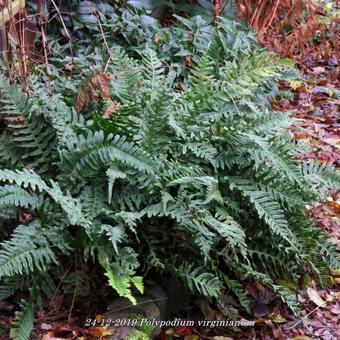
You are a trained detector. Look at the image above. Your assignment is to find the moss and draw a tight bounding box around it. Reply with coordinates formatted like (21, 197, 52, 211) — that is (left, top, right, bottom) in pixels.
(126, 330, 151, 340)
(129, 314, 155, 338)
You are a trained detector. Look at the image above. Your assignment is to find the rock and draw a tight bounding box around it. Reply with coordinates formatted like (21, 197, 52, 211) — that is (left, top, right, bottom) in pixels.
(159, 277, 192, 316)
(106, 296, 160, 321)
(144, 284, 168, 319)
(106, 296, 161, 337)
(111, 326, 138, 340)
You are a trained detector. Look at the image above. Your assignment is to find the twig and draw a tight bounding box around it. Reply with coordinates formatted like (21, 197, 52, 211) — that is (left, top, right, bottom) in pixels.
(37, 0, 50, 73)
(50, 0, 74, 62)
(85, 1, 112, 72)
(102, 297, 168, 315)
(287, 298, 332, 330)
(68, 253, 78, 323)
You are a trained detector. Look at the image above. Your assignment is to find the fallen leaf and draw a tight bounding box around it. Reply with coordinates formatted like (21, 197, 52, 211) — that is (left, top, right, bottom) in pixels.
(88, 326, 113, 337)
(165, 328, 175, 335)
(312, 66, 325, 75)
(75, 89, 89, 112)
(95, 314, 105, 321)
(332, 269, 340, 276)
(272, 314, 287, 323)
(41, 332, 68, 340)
(103, 102, 122, 119)
(288, 80, 304, 90)
(293, 337, 312, 340)
(40, 323, 53, 330)
(306, 287, 325, 307)
(330, 307, 340, 315)
(175, 326, 193, 336)
(184, 335, 199, 340)
(91, 73, 111, 99)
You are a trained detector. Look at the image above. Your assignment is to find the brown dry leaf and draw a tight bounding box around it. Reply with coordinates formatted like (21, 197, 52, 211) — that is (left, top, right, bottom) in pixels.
(326, 201, 340, 214)
(272, 314, 287, 323)
(40, 323, 53, 330)
(75, 89, 89, 112)
(103, 102, 122, 119)
(41, 332, 68, 340)
(90, 86, 99, 102)
(184, 335, 199, 340)
(185, 55, 193, 68)
(88, 326, 113, 338)
(306, 287, 325, 307)
(91, 73, 111, 99)
(95, 314, 105, 321)
(293, 337, 312, 340)
(288, 80, 304, 90)
(332, 269, 340, 276)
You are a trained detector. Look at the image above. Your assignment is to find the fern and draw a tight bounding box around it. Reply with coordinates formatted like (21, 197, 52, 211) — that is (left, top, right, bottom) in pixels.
(0, 185, 40, 209)
(0, 223, 57, 277)
(228, 177, 297, 247)
(61, 131, 156, 179)
(98, 247, 143, 305)
(0, 9, 337, 335)
(220, 274, 250, 313)
(176, 264, 221, 298)
(0, 77, 56, 172)
(10, 299, 34, 340)
(63, 271, 90, 298)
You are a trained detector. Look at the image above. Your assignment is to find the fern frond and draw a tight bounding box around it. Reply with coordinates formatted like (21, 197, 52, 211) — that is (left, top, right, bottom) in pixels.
(0, 169, 48, 192)
(0, 223, 57, 277)
(176, 263, 221, 298)
(100, 224, 126, 254)
(302, 161, 340, 191)
(61, 131, 156, 179)
(220, 274, 250, 313)
(10, 299, 34, 340)
(228, 177, 296, 247)
(0, 185, 40, 209)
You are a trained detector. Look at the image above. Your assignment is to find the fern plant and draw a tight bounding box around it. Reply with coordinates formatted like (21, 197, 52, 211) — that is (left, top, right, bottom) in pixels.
(0, 14, 339, 339)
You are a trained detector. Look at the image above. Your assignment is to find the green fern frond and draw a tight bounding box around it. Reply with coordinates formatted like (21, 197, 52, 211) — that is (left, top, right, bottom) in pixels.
(0, 276, 29, 300)
(63, 270, 90, 298)
(104, 269, 137, 305)
(302, 161, 340, 191)
(61, 131, 156, 179)
(0, 169, 48, 192)
(0, 223, 57, 277)
(176, 263, 221, 299)
(228, 177, 296, 247)
(0, 185, 40, 209)
(10, 299, 34, 340)
(100, 224, 126, 254)
(220, 274, 250, 313)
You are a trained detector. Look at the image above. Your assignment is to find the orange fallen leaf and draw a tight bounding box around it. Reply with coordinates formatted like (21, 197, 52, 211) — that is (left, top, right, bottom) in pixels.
(88, 326, 114, 338)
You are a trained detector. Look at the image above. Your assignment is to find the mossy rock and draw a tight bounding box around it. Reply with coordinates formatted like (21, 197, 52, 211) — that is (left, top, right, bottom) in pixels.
(127, 330, 151, 340)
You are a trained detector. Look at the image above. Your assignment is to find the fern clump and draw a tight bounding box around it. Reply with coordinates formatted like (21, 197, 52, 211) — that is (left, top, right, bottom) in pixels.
(0, 14, 338, 339)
